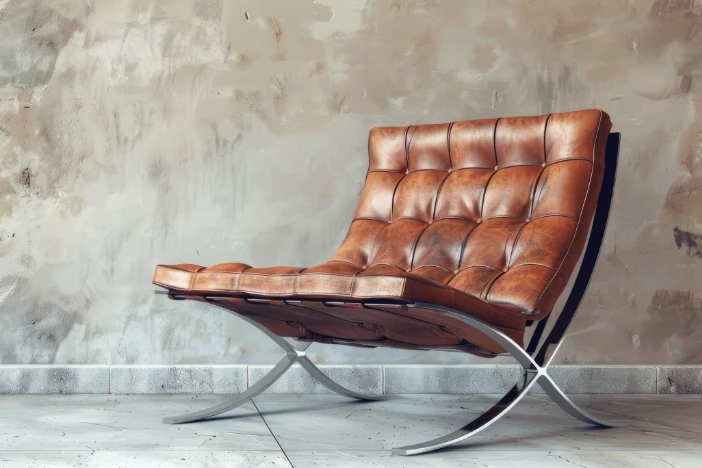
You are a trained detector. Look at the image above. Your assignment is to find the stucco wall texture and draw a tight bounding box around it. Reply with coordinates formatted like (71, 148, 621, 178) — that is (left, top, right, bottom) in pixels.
(1, 0, 701, 366)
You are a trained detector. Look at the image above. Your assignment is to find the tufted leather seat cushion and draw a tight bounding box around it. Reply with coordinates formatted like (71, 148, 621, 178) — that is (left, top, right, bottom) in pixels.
(154, 109, 612, 354)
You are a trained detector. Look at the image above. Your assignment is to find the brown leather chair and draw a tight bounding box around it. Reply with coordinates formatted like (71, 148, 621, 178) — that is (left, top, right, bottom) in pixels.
(153, 109, 620, 455)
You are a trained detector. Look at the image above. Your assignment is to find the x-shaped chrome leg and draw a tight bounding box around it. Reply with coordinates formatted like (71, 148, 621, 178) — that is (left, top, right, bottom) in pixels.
(392, 302, 613, 456)
(162, 301, 381, 425)
(159, 296, 612, 456)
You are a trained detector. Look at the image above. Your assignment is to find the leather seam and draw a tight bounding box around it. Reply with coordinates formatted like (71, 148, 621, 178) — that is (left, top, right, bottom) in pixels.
(456, 223, 480, 271)
(352, 216, 395, 223)
(430, 171, 451, 223)
(153, 280, 182, 291)
(361, 262, 404, 271)
(406, 125, 418, 170)
(508, 262, 558, 272)
(504, 220, 528, 271)
(478, 168, 499, 221)
(445, 166, 497, 173)
(297, 272, 360, 278)
(507, 164, 546, 267)
(356, 130, 374, 218)
(457, 264, 506, 273)
(411, 264, 455, 274)
(391, 168, 454, 173)
(543, 113, 552, 164)
(433, 216, 480, 224)
(531, 109, 605, 316)
(482, 214, 539, 221)
(403, 125, 411, 170)
(481, 270, 505, 299)
(360, 221, 389, 266)
(531, 112, 551, 218)
(531, 167, 549, 217)
(408, 222, 434, 271)
(532, 213, 578, 222)
(392, 216, 431, 224)
(479, 118, 500, 219)
(452, 282, 523, 314)
(496, 160, 594, 169)
(188, 269, 198, 291)
(163, 265, 205, 273)
(447, 121, 455, 171)
(324, 258, 361, 268)
(546, 157, 595, 165)
(492, 118, 501, 167)
(240, 272, 302, 277)
(388, 173, 406, 223)
(360, 271, 450, 289)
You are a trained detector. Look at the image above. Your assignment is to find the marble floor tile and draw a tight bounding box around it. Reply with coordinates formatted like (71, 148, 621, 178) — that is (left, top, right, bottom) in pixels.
(0, 394, 280, 451)
(0, 451, 292, 468)
(284, 449, 702, 467)
(547, 394, 702, 435)
(252, 394, 702, 452)
(1, 394, 701, 467)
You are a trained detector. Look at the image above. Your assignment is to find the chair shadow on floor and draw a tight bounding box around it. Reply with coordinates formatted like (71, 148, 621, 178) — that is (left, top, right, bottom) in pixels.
(190, 393, 618, 453)
(199, 397, 372, 422)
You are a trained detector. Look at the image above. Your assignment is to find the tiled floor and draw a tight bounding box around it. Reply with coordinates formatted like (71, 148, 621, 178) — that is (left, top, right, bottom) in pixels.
(1, 394, 701, 467)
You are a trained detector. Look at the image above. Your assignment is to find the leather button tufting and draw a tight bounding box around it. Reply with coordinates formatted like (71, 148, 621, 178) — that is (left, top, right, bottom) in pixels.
(152, 109, 612, 354)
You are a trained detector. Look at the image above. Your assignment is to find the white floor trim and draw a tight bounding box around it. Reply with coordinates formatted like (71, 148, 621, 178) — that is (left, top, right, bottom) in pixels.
(0, 364, 699, 394)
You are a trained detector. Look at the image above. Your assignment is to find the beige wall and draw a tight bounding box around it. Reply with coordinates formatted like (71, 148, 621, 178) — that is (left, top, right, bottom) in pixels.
(1, 0, 701, 365)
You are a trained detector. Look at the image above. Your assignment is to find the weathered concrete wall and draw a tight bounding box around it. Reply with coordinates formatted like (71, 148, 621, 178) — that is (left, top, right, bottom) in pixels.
(0, 0, 700, 365)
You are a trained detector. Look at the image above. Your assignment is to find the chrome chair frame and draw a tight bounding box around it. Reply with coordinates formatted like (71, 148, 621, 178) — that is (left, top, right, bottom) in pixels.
(155, 133, 620, 456)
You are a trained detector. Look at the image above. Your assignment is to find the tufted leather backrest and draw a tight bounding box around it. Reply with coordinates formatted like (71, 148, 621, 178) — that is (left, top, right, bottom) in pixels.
(329, 109, 612, 318)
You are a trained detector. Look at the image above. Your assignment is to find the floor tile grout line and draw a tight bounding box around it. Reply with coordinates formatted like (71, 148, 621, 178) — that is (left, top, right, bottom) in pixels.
(252, 398, 295, 468)
(381, 365, 385, 394)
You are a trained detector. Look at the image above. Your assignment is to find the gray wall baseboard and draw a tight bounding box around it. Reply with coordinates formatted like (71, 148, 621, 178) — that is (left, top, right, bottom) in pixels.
(0, 365, 699, 395)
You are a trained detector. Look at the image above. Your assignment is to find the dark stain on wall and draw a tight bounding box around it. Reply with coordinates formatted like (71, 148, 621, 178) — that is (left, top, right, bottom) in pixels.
(19, 168, 31, 188)
(673, 226, 702, 259)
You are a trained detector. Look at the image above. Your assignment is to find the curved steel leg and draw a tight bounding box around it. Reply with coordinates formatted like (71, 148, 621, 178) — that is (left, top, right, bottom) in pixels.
(161, 295, 612, 452)
(293, 338, 382, 400)
(297, 356, 384, 401)
(161, 296, 381, 425)
(407, 303, 539, 371)
(537, 373, 613, 427)
(393, 370, 539, 456)
(391, 302, 613, 456)
(163, 353, 298, 424)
